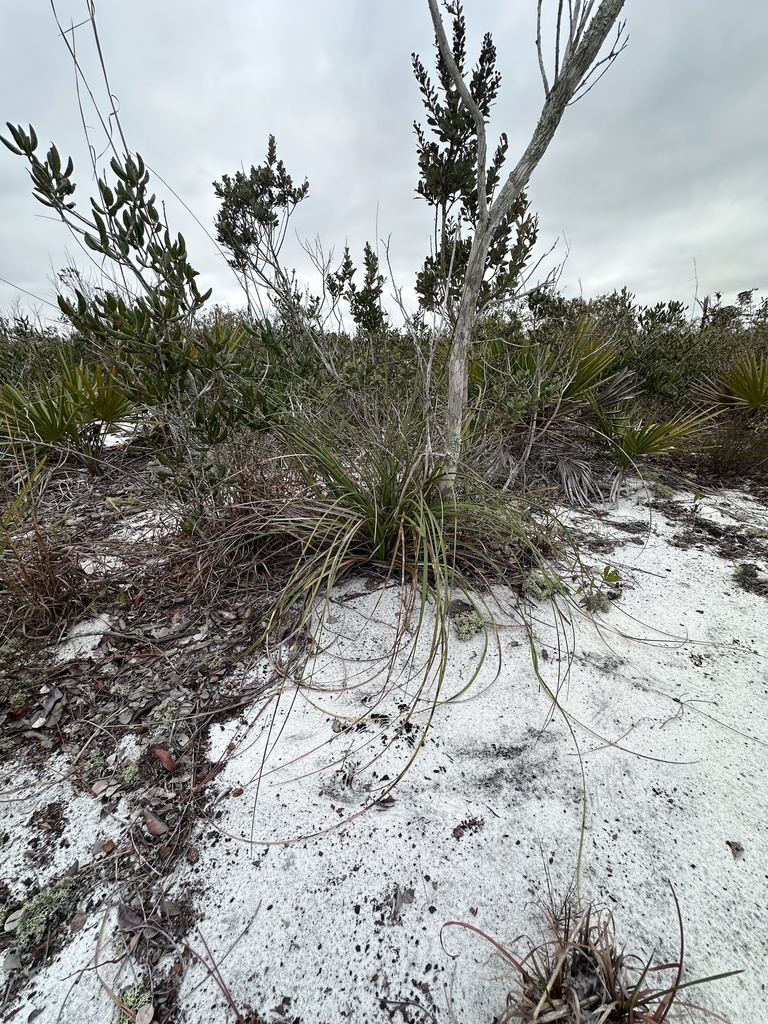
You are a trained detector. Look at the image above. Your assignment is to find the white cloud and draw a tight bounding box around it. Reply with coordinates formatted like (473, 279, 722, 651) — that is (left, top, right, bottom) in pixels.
(1, 0, 766, 323)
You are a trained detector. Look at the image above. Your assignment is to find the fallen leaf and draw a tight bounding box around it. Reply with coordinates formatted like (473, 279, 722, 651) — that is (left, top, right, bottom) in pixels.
(70, 911, 87, 934)
(142, 809, 168, 837)
(3, 909, 23, 934)
(135, 1005, 154, 1024)
(3, 951, 22, 972)
(102, 839, 116, 854)
(231, 787, 243, 797)
(117, 903, 145, 932)
(390, 884, 415, 923)
(154, 748, 177, 773)
(41, 686, 64, 717)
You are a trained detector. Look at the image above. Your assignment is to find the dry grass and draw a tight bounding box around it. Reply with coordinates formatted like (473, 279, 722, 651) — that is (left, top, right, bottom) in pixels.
(443, 885, 741, 1023)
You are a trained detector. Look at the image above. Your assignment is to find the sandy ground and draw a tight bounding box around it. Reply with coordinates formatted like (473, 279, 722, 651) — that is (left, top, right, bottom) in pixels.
(2, 478, 767, 1023)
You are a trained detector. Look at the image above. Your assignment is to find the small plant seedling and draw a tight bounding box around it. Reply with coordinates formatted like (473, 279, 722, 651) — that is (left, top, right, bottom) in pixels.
(600, 565, 621, 586)
(578, 564, 621, 614)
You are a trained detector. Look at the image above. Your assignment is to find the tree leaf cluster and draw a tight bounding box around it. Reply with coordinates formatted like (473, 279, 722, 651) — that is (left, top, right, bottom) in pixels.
(326, 242, 388, 334)
(1, 121, 212, 403)
(213, 134, 309, 276)
(411, 3, 538, 318)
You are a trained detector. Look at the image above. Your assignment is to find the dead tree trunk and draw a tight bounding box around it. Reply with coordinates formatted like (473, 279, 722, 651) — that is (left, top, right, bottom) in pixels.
(425, 0, 628, 484)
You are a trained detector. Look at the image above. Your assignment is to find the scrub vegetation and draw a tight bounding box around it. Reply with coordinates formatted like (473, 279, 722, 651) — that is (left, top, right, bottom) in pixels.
(0, 1, 759, 1021)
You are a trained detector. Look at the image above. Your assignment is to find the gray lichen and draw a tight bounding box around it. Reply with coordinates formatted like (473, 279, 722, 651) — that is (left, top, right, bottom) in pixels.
(16, 877, 78, 951)
(452, 609, 484, 641)
(583, 590, 612, 614)
(523, 572, 567, 602)
(115, 981, 152, 1023)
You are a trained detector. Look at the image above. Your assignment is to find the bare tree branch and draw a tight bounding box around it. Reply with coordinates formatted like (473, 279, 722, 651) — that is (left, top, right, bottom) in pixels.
(536, 4, 550, 94)
(568, 22, 627, 105)
(491, 5, 626, 240)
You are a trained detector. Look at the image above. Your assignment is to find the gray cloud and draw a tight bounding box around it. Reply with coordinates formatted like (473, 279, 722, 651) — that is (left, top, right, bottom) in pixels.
(1, 0, 765, 325)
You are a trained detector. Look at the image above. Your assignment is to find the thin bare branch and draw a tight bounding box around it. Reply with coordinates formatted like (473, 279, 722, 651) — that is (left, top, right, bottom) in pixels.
(568, 20, 628, 105)
(48, 1, 126, 161)
(554, 0, 564, 81)
(536, 2, 550, 93)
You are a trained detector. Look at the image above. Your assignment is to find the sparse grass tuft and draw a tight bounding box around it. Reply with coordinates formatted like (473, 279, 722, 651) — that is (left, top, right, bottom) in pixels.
(444, 885, 741, 1023)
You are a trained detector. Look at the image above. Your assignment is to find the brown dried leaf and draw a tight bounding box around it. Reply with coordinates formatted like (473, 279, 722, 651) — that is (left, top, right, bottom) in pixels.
(142, 809, 168, 837)
(117, 903, 145, 932)
(154, 748, 177, 773)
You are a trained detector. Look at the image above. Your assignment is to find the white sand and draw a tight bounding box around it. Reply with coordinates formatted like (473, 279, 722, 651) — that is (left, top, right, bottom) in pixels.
(3, 481, 766, 1023)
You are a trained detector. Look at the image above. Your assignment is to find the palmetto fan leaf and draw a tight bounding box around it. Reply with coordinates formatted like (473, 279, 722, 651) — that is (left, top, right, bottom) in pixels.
(0, 379, 82, 448)
(590, 401, 717, 470)
(58, 351, 136, 426)
(698, 352, 768, 415)
(560, 315, 623, 405)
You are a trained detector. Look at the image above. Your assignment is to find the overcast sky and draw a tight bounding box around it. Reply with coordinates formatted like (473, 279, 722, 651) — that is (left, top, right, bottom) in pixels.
(1, 1, 766, 326)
